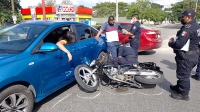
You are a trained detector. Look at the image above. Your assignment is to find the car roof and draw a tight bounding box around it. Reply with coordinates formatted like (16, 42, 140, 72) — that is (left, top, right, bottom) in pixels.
(20, 20, 86, 26)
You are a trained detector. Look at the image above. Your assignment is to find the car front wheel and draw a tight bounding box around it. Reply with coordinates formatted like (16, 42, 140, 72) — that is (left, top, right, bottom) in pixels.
(0, 85, 34, 112)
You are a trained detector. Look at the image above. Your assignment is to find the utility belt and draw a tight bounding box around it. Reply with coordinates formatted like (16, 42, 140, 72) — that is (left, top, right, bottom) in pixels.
(125, 55, 137, 58)
(174, 49, 199, 60)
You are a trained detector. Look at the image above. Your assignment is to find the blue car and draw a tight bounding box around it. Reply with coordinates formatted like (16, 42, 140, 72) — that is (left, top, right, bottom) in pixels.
(0, 20, 107, 112)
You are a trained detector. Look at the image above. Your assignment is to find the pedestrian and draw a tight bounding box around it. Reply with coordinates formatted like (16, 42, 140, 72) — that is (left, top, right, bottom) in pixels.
(124, 14, 142, 57)
(113, 42, 138, 65)
(168, 8, 200, 101)
(192, 50, 200, 81)
(95, 16, 125, 58)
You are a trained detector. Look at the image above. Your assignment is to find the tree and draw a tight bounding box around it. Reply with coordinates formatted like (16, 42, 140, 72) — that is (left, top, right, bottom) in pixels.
(37, 3, 42, 7)
(151, 3, 163, 9)
(0, 0, 21, 25)
(61, 0, 73, 5)
(169, 0, 200, 21)
(79, 5, 87, 8)
(92, 2, 128, 18)
(45, 0, 56, 6)
(126, 0, 151, 19)
(126, 3, 140, 19)
(142, 8, 167, 22)
(126, 0, 167, 22)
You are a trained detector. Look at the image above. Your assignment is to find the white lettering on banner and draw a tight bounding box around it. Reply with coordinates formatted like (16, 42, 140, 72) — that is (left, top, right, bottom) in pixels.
(105, 31, 119, 42)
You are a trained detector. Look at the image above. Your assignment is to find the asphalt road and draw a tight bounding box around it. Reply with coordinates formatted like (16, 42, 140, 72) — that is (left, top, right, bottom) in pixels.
(33, 23, 200, 112)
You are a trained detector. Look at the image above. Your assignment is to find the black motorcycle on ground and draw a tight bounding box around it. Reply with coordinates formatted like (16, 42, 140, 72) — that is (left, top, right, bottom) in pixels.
(74, 59, 165, 92)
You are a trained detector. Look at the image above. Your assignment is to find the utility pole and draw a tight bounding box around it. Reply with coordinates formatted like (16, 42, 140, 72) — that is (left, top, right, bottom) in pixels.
(42, 0, 46, 20)
(11, 0, 16, 24)
(195, 0, 198, 12)
(116, 0, 118, 22)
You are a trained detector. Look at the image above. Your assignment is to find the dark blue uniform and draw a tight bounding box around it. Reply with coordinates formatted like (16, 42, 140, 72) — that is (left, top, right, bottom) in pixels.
(194, 56, 200, 80)
(130, 21, 141, 57)
(169, 20, 200, 96)
(113, 45, 138, 65)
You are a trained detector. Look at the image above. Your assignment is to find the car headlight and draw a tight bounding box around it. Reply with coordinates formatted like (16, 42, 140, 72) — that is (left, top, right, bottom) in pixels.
(90, 60, 96, 67)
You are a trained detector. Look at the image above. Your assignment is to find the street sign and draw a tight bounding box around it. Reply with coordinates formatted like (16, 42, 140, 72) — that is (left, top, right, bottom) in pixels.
(12, 16, 17, 21)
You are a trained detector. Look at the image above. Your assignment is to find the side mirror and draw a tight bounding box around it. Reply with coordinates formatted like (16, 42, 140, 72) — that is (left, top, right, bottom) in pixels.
(37, 43, 58, 53)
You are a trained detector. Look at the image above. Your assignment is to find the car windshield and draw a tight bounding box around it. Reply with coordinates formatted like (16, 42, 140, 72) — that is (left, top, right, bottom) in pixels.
(0, 23, 48, 54)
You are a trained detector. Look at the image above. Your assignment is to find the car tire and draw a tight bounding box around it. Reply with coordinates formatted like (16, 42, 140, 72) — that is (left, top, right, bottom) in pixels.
(74, 65, 99, 93)
(98, 51, 108, 63)
(0, 85, 34, 112)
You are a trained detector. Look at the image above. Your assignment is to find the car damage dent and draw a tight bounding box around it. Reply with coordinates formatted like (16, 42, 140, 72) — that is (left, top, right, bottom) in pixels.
(82, 57, 91, 66)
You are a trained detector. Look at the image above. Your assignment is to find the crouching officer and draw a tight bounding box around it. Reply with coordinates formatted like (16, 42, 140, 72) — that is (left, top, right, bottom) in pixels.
(168, 8, 200, 101)
(113, 42, 138, 65)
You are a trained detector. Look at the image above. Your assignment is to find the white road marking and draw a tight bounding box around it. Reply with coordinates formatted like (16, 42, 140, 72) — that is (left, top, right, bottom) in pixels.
(52, 94, 72, 108)
(77, 92, 101, 99)
(105, 91, 135, 96)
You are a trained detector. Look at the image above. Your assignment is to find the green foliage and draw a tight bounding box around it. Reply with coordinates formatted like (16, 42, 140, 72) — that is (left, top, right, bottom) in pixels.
(126, 0, 167, 22)
(37, 3, 42, 7)
(79, 5, 88, 8)
(61, 0, 73, 5)
(92, 2, 129, 18)
(92, 0, 168, 22)
(37, 0, 56, 7)
(126, 3, 140, 19)
(169, 0, 200, 21)
(0, 0, 22, 25)
(45, 0, 56, 6)
(151, 3, 164, 9)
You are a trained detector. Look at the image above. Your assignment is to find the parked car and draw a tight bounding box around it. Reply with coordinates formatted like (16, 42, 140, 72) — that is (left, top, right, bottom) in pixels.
(97, 22, 163, 51)
(0, 20, 107, 112)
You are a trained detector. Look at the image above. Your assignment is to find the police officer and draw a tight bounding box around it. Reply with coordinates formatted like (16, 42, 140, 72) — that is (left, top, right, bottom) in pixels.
(168, 8, 200, 101)
(192, 59, 200, 81)
(113, 42, 138, 65)
(124, 14, 141, 57)
(95, 16, 124, 58)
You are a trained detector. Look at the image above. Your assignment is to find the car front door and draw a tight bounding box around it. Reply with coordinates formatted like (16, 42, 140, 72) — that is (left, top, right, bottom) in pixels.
(37, 25, 81, 95)
(74, 25, 98, 64)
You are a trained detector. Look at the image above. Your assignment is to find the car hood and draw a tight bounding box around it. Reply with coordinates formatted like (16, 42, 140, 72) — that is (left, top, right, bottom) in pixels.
(0, 54, 18, 66)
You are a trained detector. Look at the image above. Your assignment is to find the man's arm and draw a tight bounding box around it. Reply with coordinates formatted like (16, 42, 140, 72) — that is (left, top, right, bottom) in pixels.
(95, 23, 106, 40)
(95, 29, 103, 40)
(169, 29, 190, 49)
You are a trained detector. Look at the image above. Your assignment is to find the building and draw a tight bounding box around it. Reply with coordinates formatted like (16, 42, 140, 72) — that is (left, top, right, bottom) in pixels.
(76, 7, 93, 22)
(21, 6, 56, 20)
(21, 5, 93, 23)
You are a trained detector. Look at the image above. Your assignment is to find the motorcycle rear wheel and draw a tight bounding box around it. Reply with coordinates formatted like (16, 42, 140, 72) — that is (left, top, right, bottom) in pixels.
(134, 70, 164, 85)
(74, 65, 99, 93)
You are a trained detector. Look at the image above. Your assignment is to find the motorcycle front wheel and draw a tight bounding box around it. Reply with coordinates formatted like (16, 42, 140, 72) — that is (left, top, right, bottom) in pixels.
(74, 65, 99, 93)
(134, 70, 165, 85)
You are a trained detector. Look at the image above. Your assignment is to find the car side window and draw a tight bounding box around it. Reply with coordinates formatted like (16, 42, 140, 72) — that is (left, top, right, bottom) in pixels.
(75, 25, 93, 41)
(90, 27, 98, 37)
(119, 24, 132, 31)
(43, 25, 76, 44)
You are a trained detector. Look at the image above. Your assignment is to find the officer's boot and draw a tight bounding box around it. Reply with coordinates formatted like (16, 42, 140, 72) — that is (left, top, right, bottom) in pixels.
(170, 92, 189, 101)
(170, 85, 180, 93)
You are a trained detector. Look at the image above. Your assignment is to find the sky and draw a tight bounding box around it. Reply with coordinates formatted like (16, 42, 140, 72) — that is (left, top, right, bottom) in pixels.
(20, 0, 183, 8)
